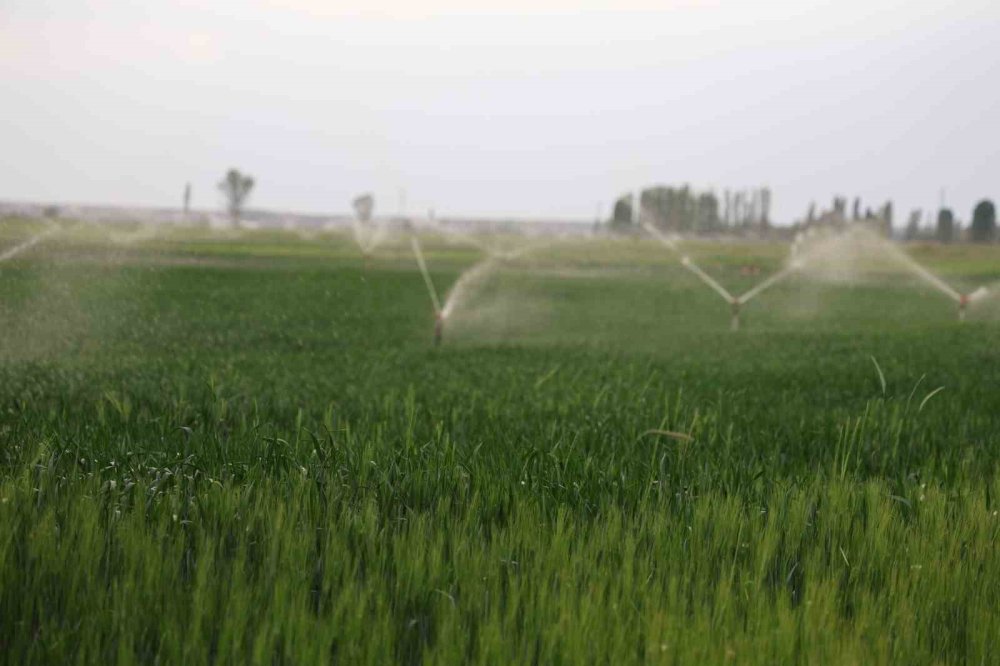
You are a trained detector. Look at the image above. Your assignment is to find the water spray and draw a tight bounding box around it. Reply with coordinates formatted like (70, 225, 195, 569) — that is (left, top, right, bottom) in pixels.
(956, 286, 990, 322)
(645, 222, 811, 331)
(0, 222, 59, 263)
(421, 216, 547, 263)
(863, 229, 987, 322)
(679, 255, 744, 331)
(350, 194, 386, 267)
(642, 223, 680, 252)
(409, 236, 444, 345)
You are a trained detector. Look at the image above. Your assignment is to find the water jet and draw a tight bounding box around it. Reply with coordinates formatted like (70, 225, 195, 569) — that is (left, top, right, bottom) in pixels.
(409, 236, 444, 344)
(0, 221, 59, 263)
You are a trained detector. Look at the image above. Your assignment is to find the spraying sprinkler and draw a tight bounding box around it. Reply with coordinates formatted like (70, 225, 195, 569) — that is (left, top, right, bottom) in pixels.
(957, 287, 990, 322)
(730, 299, 742, 332)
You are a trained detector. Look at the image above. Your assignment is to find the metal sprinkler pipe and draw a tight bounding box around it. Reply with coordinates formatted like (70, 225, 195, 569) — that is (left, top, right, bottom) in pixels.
(730, 300, 741, 332)
(958, 294, 969, 322)
(434, 312, 444, 346)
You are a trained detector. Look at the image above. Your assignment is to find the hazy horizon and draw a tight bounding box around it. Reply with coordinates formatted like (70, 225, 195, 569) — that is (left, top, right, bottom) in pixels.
(3, 0, 998, 224)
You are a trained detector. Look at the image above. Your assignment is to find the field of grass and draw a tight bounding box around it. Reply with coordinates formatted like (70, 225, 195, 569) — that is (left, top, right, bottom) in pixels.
(1, 219, 999, 664)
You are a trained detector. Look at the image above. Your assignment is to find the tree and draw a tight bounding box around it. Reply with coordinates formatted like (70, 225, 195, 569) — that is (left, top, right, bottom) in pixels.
(611, 194, 633, 229)
(760, 187, 772, 228)
(833, 197, 847, 221)
(880, 201, 894, 238)
(696, 191, 720, 232)
(904, 211, 920, 241)
(352, 194, 375, 222)
(936, 208, 955, 243)
(218, 169, 254, 227)
(183, 183, 191, 217)
(970, 199, 996, 243)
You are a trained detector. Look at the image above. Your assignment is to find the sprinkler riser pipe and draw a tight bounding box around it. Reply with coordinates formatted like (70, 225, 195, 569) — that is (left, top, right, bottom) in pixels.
(434, 314, 444, 346)
(730, 301, 741, 332)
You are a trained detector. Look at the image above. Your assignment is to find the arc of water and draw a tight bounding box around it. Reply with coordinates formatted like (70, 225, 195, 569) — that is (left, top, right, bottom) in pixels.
(498, 238, 556, 262)
(410, 236, 442, 314)
(680, 256, 735, 303)
(736, 262, 802, 305)
(641, 223, 680, 252)
(110, 224, 160, 246)
(352, 217, 388, 255)
(892, 251, 962, 302)
(967, 285, 991, 303)
(440, 257, 497, 319)
(422, 218, 497, 257)
(0, 222, 59, 263)
(642, 222, 734, 303)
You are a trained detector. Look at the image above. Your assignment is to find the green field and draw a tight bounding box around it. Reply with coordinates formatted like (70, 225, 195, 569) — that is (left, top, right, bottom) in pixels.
(1, 219, 999, 664)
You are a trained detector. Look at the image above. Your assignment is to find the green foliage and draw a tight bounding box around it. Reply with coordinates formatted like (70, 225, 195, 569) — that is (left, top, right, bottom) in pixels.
(970, 199, 996, 243)
(1, 225, 1000, 663)
(610, 194, 633, 228)
(936, 208, 955, 243)
(218, 169, 255, 227)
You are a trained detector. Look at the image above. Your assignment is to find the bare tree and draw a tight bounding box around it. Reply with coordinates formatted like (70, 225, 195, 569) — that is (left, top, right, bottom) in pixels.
(218, 169, 255, 227)
(760, 187, 771, 228)
(183, 183, 191, 218)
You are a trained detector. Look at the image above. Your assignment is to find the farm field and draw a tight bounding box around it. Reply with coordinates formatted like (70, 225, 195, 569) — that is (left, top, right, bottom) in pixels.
(1, 218, 999, 664)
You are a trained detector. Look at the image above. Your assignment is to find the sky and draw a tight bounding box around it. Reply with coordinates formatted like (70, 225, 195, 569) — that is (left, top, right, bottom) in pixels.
(2, 0, 999, 224)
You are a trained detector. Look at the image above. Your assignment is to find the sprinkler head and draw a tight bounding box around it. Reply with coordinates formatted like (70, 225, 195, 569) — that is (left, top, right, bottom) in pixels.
(958, 295, 969, 322)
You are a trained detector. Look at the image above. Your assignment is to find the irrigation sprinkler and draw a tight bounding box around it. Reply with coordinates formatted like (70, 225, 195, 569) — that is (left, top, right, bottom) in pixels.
(644, 223, 812, 331)
(956, 286, 990, 322)
(860, 230, 982, 322)
(643, 223, 741, 329)
(678, 255, 745, 331)
(409, 236, 444, 345)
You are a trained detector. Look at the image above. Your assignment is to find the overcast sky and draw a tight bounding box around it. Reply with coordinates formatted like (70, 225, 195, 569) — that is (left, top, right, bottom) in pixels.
(2, 0, 998, 223)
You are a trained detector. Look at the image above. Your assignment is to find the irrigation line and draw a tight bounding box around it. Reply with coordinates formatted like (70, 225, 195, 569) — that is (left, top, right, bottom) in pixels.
(410, 236, 443, 314)
(0, 223, 59, 263)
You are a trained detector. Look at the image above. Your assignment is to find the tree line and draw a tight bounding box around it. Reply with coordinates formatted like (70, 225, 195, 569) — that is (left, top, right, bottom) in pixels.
(610, 186, 772, 234)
